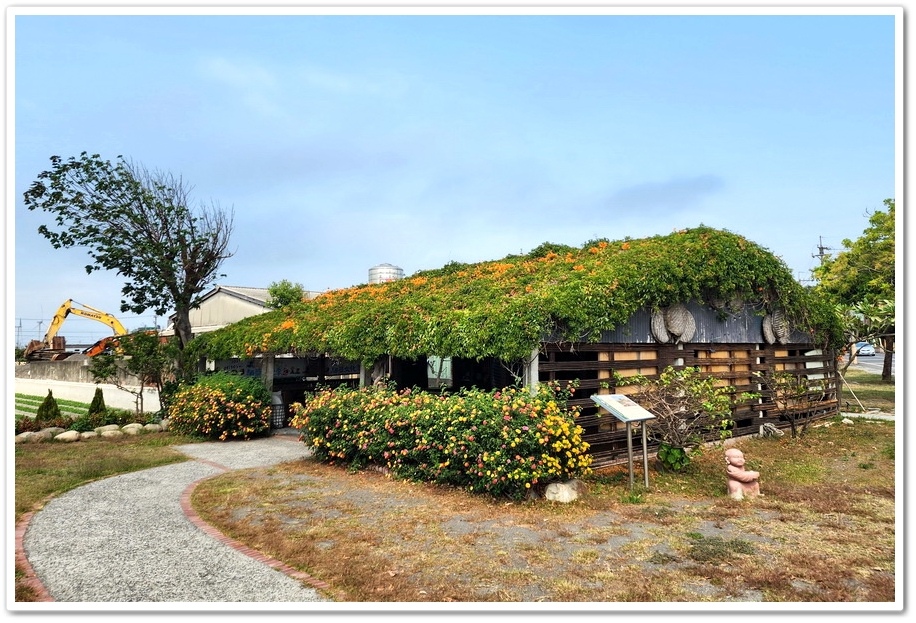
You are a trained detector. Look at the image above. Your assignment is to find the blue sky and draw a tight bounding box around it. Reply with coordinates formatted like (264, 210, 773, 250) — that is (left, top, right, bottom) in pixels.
(9, 5, 900, 347)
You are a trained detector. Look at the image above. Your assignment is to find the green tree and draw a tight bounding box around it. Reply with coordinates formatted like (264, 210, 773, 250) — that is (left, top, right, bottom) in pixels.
(36, 390, 63, 422)
(814, 198, 895, 303)
(266, 279, 306, 309)
(89, 331, 178, 417)
(87, 387, 107, 417)
(814, 199, 895, 380)
(23, 152, 234, 351)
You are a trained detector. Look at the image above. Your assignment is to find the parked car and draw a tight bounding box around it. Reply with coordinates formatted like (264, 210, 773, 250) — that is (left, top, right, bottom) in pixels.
(855, 342, 876, 356)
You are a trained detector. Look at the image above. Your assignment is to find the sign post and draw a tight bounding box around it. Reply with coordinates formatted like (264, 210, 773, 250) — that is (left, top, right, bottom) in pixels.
(590, 394, 656, 490)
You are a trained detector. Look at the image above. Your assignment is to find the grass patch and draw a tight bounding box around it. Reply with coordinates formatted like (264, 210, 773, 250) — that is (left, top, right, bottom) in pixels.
(14, 433, 200, 522)
(186, 418, 894, 603)
(838, 369, 895, 413)
(685, 534, 756, 562)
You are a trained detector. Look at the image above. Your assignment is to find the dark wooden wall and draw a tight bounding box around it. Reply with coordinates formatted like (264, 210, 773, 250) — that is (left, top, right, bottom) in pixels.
(539, 342, 838, 468)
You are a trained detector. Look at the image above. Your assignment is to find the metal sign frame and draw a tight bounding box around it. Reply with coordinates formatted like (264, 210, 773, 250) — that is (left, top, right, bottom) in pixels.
(590, 394, 656, 489)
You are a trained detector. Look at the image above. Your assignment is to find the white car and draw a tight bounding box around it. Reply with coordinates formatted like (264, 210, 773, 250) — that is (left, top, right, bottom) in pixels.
(855, 342, 876, 356)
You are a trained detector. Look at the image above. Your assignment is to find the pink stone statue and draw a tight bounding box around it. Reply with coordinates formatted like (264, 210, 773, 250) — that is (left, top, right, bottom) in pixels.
(725, 448, 761, 500)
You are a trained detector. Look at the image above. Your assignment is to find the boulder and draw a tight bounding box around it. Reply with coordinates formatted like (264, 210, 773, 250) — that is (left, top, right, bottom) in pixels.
(143, 423, 163, 433)
(95, 424, 121, 434)
(80, 431, 99, 440)
(15, 432, 37, 444)
(42, 427, 67, 436)
(54, 430, 82, 442)
(159, 418, 170, 431)
(100, 430, 124, 439)
(545, 480, 587, 503)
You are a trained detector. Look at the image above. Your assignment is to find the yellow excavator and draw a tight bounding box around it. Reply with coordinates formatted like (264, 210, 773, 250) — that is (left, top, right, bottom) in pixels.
(24, 299, 129, 361)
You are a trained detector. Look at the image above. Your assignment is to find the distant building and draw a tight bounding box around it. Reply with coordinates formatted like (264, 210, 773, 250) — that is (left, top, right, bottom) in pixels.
(161, 285, 320, 339)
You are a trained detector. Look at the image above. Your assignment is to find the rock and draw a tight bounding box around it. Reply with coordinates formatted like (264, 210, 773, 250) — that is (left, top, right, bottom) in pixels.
(545, 480, 586, 503)
(842, 418, 855, 425)
(54, 430, 82, 442)
(15, 432, 37, 444)
(100, 430, 124, 439)
(143, 423, 163, 433)
(757, 423, 785, 438)
(80, 431, 99, 440)
(95, 424, 121, 434)
(159, 418, 170, 431)
(42, 427, 67, 436)
(30, 429, 54, 442)
(122, 426, 142, 436)
(122, 423, 145, 431)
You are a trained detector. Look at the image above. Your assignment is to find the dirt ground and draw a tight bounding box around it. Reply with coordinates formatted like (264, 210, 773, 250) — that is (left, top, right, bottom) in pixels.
(191, 420, 897, 604)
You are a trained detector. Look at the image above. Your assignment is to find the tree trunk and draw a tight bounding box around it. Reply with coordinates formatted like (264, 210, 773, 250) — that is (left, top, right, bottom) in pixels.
(173, 309, 194, 350)
(881, 335, 895, 381)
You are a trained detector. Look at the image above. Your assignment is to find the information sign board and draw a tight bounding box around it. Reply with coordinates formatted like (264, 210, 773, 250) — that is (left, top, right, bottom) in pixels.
(591, 394, 656, 423)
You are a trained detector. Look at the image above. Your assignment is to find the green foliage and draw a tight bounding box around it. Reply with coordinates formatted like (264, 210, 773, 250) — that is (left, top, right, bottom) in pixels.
(814, 198, 895, 304)
(625, 366, 754, 471)
(36, 390, 63, 422)
(655, 443, 695, 472)
(196, 227, 843, 364)
(266, 279, 306, 309)
(290, 382, 592, 500)
(90, 331, 178, 414)
(88, 387, 107, 416)
(22, 152, 234, 348)
(167, 372, 271, 440)
(69, 408, 137, 432)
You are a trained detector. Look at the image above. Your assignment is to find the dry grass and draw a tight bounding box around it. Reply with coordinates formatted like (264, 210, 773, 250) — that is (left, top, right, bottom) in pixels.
(191, 416, 897, 603)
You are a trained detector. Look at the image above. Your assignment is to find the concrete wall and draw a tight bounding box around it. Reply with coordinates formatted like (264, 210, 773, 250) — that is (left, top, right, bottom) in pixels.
(14, 359, 146, 385)
(14, 360, 161, 413)
(14, 378, 161, 413)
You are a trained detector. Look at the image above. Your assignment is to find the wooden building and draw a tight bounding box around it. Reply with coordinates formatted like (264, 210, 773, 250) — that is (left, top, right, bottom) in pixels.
(198, 227, 843, 468)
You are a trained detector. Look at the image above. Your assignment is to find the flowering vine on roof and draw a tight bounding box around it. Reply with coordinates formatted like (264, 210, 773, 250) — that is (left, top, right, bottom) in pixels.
(193, 226, 842, 364)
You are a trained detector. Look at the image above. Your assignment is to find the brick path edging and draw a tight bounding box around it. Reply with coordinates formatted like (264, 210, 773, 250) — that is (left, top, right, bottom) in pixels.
(14, 435, 334, 603)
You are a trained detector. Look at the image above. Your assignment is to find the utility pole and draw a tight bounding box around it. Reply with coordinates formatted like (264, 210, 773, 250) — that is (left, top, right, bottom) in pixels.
(812, 236, 834, 265)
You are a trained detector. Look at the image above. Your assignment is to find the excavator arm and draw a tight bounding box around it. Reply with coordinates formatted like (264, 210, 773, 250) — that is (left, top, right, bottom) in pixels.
(25, 299, 129, 360)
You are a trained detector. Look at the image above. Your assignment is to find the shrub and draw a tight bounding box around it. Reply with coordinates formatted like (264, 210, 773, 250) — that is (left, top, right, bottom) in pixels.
(88, 387, 107, 416)
(15, 391, 73, 434)
(624, 366, 756, 471)
(69, 407, 137, 432)
(290, 382, 592, 500)
(167, 372, 271, 440)
(36, 390, 62, 422)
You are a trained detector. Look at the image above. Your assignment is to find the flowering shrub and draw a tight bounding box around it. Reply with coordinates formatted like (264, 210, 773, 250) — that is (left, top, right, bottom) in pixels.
(290, 382, 592, 500)
(167, 372, 271, 441)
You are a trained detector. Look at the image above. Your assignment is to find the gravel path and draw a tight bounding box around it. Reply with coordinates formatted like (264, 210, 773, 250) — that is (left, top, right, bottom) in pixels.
(21, 435, 331, 604)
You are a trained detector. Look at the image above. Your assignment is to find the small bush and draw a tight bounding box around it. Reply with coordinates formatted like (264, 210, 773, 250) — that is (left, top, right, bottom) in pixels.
(167, 372, 271, 440)
(36, 390, 62, 422)
(15, 391, 74, 434)
(290, 382, 592, 500)
(88, 387, 107, 416)
(69, 407, 137, 432)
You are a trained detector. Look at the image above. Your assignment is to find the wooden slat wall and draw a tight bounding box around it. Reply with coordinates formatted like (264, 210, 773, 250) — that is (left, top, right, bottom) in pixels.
(539, 342, 838, 469)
